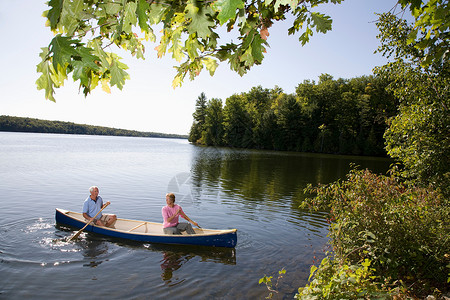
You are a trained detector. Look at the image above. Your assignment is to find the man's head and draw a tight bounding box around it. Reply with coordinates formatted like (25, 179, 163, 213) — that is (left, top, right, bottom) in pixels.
(89, 186, 99, 199)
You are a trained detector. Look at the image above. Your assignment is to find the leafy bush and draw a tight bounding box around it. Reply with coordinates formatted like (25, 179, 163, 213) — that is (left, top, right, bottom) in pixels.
(302, 168, 450, 297)
(296, 257, 393, 299)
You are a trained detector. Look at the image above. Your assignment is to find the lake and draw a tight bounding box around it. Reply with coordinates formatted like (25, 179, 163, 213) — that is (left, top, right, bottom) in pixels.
(0, 132, 391, 299)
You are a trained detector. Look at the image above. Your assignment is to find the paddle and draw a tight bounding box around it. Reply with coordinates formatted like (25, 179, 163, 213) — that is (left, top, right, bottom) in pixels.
(68, 202, 109, 241)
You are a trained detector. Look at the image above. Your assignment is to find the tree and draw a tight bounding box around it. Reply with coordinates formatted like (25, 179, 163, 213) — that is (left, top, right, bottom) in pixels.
(374, 12, 449, 196)
(245, 86, 276, 147)
(189, 92, 208, 143)
(396, 0, 449, 67)
(222, 94, 253, 148)
(276, 94, 304, 151)
(202, 98, 224, 146)
(37, 0, 344, 101)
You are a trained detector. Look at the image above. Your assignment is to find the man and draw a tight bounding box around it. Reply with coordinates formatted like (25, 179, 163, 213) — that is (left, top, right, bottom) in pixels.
(162, 192, 199, 234)
(82, 186, 117, 227)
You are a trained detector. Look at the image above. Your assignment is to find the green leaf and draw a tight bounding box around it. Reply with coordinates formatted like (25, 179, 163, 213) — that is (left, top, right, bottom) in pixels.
(105, 2, 122, 15)
(72, 62, 91, 89)
(212, 0, 244, 25)
(241, 48, 254, 66)
(109, 57, 129, 90)
(361, 259, 371, 268)
(308, 265, 318, 281)
(123, 1, 138, 34)
(299, 27, 313, 46)
(137, 0, 150, 32)
(47, 0, 64, 30)
(147, 4, 166, 24)
(258, 275, 272, 285)
(185, 36, 204, 59)
(49, 35, 80, 70)
(239, 29, 266, 67)
(186, 4, 215, 39)
(36, 48, 57, 102)
(204, 58, 218, 76)
(169, 28, 184, 62)
(311, 12, 332, 33)
(90, 40, 110, 69)
(172, 72, 184, 89)
(71, 46, 101, 88)
(60, 0, 85, 35)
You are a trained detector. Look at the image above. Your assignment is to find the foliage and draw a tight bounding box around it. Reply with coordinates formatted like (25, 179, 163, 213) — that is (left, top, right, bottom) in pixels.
(38, 0, 343, 101)
(374, 12, 450, 197)
(38, 0, 448, 101)
(222, 94, 254, 148)
(296, 257, 393, 299)
(0, 115, 186, 139)
(188, 92, 208, 143)
(295, 4, 449, 298)
(202, 98, 224, 146)
(302, 168, 450, 298)
(259, 268, 286, 299)
(396, 0, 449, 68)
(189, 75, 397, 156)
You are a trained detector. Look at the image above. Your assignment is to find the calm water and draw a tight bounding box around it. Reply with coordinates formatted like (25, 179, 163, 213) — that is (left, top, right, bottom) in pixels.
(0, 132, 391, 299)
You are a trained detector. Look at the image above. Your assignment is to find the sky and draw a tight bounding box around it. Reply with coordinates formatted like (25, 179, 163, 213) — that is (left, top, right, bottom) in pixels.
(0, 0, 400, 135)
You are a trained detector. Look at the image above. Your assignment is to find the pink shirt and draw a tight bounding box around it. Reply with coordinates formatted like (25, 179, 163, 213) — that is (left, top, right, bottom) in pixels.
(162, 204, 185, 228)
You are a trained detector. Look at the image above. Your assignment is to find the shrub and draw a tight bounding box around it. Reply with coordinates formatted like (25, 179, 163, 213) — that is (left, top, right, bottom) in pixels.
(296, 257, 393, 299)
(302, 168, 450, 297)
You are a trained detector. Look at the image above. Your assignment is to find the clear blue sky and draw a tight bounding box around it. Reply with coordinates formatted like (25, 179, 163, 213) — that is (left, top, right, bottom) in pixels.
(0, 0, 400, 135)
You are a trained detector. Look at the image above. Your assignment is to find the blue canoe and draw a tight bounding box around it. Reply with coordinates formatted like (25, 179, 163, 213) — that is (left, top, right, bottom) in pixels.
(55, 208, 237, 248)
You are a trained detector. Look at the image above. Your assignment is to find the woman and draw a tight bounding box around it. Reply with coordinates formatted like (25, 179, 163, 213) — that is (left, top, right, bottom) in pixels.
(162, 193, 199, 234)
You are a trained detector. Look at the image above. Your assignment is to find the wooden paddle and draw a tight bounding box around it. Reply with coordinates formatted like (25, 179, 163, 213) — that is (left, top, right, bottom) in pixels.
(68, 202, 109, 241)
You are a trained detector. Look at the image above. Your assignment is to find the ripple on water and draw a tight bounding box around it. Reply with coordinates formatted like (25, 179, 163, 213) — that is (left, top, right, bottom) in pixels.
(0, 218, 123, 268)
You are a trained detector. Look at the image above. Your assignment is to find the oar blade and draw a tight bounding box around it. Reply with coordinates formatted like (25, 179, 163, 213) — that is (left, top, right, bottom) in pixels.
(68, 230, 82, 241)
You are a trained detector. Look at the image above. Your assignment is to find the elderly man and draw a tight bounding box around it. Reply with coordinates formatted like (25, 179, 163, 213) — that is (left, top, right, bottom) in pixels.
(82, 186, 117, 227)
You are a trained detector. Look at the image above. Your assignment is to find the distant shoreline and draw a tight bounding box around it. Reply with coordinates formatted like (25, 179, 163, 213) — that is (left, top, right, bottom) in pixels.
(0, 115, 187, 139)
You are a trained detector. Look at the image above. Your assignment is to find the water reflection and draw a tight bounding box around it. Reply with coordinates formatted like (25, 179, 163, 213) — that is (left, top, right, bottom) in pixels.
(189, 146, 390, 209)
(80, 237, 109, 267)
(145, 244, 236, 285)
(160, 251, 185, 283)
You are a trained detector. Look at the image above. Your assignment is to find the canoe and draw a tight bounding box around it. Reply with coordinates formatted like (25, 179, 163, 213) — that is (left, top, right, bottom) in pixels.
(55, 208, 237, 248)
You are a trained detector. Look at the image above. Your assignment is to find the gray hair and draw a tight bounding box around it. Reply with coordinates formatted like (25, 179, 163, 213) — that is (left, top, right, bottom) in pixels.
(89, 186, 98, 193)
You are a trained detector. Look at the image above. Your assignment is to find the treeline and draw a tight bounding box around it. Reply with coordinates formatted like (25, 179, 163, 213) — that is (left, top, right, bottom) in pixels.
(0, 115, 187, 139)
(189, 74, 398, 156)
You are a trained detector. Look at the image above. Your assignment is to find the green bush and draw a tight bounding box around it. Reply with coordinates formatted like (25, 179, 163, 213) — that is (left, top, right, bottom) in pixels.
(302, 168, 450, 297)
(296, 257, 393, 299)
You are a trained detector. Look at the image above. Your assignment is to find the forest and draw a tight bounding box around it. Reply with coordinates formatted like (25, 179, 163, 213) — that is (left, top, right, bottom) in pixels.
(189, 74, 397, 157)
(0, 115, 187, 139)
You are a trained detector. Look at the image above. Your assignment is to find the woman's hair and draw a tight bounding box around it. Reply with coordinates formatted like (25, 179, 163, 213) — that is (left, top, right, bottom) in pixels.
(166, 192, 176, 202)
